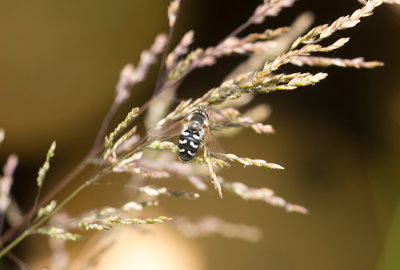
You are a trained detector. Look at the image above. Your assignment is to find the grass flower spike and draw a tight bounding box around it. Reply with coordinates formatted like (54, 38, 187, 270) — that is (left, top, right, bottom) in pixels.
(0, 0, 399, 264)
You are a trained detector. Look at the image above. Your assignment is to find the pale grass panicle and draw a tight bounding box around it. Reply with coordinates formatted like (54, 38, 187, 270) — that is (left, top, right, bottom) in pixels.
(0, 0, 399, 265)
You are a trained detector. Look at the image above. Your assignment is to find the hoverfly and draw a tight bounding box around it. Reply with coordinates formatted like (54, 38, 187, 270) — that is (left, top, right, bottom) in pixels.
(147, 107, 224, 162)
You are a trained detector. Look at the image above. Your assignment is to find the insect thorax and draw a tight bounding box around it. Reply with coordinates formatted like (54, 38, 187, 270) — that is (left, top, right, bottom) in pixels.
(188, 109, 209, 128)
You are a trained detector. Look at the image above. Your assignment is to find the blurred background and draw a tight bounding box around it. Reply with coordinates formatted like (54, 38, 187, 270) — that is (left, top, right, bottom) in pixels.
(1, 0, 400, 269)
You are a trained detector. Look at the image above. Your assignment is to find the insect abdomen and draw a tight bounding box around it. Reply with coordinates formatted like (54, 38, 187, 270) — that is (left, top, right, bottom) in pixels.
(178, 129, 201, 162)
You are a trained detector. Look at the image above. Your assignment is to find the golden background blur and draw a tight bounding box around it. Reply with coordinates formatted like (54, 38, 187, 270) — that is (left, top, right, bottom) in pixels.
(1, 0, 400, 269)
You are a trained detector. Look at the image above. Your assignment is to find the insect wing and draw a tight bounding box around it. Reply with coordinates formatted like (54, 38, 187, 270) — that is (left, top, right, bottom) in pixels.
(203, 128, 226, 156)
(147, 119, 185, 141)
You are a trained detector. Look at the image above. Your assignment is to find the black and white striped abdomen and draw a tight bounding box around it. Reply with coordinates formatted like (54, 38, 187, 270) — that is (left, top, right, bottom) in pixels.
(177, 129, 202, 162)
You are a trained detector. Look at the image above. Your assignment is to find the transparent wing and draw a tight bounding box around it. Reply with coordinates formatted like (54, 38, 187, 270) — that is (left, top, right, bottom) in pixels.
(147, 119, 185, 141)
(204, 128, 226, 156)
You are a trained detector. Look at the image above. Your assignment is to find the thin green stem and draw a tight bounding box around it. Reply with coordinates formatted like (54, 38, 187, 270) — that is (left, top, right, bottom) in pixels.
(0, 155, 93, 244)
(90, 101, 120, 156)
(0, 231, 29, 259)
(0, 167, 111, 258)
(0, 140, 148, 258)
(26, 185, 42, 230)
